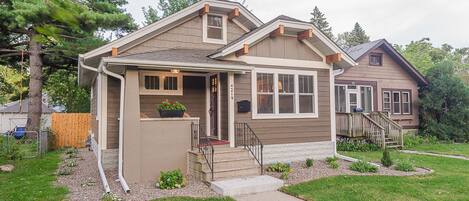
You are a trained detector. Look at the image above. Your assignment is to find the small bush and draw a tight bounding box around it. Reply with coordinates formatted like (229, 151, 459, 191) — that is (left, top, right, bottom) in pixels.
(3, 143, 24, 161)
(156, 169, 185, 189)
(58, 167, 73, 176)
(349, 160, 378, 173)
(404, 135, 439, 148)
(267, 162, 291, 173)
(65, 159, 77, 167)
(381, 149, 393, 167)
(305, 158, 314, 168)
(325, 156, 337, 163)
(65, 148, 78, 155)
(395, 161, 415, 172)
(101, 193, 122, 201)
(280, 171, 289, 180)
(337, 138, 380, 152)
(325, 157, 339, 169)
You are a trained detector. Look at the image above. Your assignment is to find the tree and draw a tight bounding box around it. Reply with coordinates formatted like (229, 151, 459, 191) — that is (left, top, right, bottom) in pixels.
(0, 0, 136, 130)
(0, 65, 28, 104)
(310, 6, 334, 39)
(45, 70, 90, 113)
(336, 22, 370, 49)
(142, 0, 198, 25)
(419, 61, 469, 142)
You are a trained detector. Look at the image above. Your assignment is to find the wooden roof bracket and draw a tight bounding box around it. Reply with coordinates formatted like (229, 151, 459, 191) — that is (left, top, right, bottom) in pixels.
(228, 8, 240, 21)
(270, 25, 285, 38)
(111, 47, 118, 57)
(199, 4, 210, 16)
(297, 29, 313, 41)
(235, 44, 249, 57)
(326, 53, 342, 64)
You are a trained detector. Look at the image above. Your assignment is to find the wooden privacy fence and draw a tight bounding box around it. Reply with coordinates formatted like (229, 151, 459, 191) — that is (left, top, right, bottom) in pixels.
(51, 113, 91, 148)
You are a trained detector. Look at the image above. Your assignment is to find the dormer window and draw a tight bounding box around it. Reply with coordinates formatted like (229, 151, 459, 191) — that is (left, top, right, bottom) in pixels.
(369, 53, 383, 66)
(203, 14, 227, 44)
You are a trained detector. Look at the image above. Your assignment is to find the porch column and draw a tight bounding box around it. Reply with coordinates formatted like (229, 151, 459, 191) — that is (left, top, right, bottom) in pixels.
(228, 72, 235, 147)
(122, 70, 142, 183)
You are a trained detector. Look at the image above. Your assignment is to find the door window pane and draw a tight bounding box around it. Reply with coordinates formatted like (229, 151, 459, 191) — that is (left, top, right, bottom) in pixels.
(360, 86, 372, 112)
(349, 93, 358, 112)
(257, 73, 274, 114)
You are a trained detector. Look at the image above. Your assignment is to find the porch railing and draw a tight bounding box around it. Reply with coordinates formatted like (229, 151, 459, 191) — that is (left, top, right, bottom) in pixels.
(369, 112, 404, 148)
(234, 122, 264, 174)
(191, 122, 214, 181)
(361, 114, 386, 149)
(336, 112, 365, 137)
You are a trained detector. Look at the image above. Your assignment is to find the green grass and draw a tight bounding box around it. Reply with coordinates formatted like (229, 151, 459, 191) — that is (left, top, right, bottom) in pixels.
(283, 149, 469, 201)
(0, 152, 68, 201)
(152, 197, 235, 201)
(408, 143, 469, 157)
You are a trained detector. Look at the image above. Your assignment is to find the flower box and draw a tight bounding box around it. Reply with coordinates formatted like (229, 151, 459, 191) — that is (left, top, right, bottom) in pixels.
(158, 110, 184, 118)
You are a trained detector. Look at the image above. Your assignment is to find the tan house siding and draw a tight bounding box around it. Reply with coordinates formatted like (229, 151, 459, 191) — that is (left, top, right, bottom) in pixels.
(91, 79, 98, 142)
(122, 16, 247, 55)
(336, 47, 419, 128)
(107, 77, 121, 149)
(140, 76, 207, 126)
(234, 68, 331, 145)
(248, 36, 323, 61)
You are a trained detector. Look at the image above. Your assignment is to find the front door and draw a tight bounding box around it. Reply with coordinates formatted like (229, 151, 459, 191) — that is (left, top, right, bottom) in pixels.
(209, 74, 218, 137)
(346, 88, 361, 113)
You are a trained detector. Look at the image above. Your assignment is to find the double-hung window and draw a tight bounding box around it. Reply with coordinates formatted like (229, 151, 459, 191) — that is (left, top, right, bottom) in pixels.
(203, 14, 227, 44)
(382, 90, 412, 115)
(253, 69, 318, 119)
(383, 91, 391, 112)
(402, 92, 411, 114)
(139, 71, 183, 95)
(392, 92, 401, 114)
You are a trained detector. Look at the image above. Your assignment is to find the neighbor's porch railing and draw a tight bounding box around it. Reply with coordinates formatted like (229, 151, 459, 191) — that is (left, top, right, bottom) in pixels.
(234, 122, 264, 174)
(336, 112, 386, 148)
(369, 112, 404, 148)
(191, 122, 214, 181)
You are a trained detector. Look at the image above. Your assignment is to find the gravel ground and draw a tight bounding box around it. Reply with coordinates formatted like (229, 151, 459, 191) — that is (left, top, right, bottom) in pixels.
(57, 149, 220, 201)
(266, 159, 433, 185)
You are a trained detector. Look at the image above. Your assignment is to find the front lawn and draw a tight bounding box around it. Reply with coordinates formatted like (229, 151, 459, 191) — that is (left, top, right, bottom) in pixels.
(407, 143, 469, 157)
(283, 149, 469, 201)
(0, 152, 68, 201)
(152, 197, 235, 201)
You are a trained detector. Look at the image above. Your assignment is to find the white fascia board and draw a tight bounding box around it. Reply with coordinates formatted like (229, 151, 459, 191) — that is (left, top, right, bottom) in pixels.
(211, 19, 356, 67)
(82, 0, 261, 60)
(102, 57, 253, 72)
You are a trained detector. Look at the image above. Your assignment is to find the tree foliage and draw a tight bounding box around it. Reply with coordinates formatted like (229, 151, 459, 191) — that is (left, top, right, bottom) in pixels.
(0, 65, 28, 104)
(336, 22, 370, 49)
(142, 0, 198, 25)
(310, 6, 334, 39)
(419, 61, 469, 142)
(45, 70, 90, 113)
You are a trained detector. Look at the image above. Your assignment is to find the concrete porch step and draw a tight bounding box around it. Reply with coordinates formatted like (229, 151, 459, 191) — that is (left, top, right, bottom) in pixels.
(203, 165, 260, 181)
(210, 175, 284, 196)
(201, 157, 257, 170)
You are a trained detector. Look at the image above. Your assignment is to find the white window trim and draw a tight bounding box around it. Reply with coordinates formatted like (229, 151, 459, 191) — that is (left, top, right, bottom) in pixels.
(383, 91, 392, 112)
(360, 85, 374, 113)
(252, 68, 319, 119)
(401, 91, 411, 115)
(334, 84, 374, 113)
(202, 13, 228, 45)
(139, 71, 183, 95)
(392, 91, 401, 114)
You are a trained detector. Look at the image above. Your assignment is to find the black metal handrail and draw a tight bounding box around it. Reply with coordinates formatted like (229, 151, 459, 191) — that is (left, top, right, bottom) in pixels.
(235, 122, 264, 174)
(191, 122, 214, 181)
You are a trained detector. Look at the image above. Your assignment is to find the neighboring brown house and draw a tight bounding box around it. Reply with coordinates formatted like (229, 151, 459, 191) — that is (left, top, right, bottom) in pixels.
(335, 39, 428, 132)
(78, 0, 357, 191)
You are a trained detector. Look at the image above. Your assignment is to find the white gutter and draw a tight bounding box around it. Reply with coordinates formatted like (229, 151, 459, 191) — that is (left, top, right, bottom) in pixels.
(78, 59, 111, 194)
(333, 68, 345, 76)
(98, 61, 131, 193)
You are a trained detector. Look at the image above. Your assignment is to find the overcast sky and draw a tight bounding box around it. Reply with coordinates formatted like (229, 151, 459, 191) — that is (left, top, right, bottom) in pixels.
(124, 0, 469, 48)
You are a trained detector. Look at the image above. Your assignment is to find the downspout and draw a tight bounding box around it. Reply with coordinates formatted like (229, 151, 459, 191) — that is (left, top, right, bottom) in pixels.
(78, 58, 111, 193)
(99, 61, 131, 193)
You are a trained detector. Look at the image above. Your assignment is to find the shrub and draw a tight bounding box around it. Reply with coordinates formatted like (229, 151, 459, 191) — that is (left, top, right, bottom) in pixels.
(395, 161, 415, 172)
(58, 167, 73, 176)
(157, 101, 187, 111)
(337, 138, 380, 152)
(325, 157, 339, 169)
(66, 159, 77, 167)
(156, 169, 185, 189)
(3, 143, 24, 161)
(349, 160, 378, 173)
(65, 148, 78, 155)
(267, 162, 291, 173)
(101, 193, 122, 201)
(404, 135, 439, 148)
(381, 149, 393, 167)
(280, 171, 290, 180)
(305, 158, 314, 168)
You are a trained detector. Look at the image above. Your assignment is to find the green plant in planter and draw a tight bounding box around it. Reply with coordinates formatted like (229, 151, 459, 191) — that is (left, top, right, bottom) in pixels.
(157, 101, 187, 111)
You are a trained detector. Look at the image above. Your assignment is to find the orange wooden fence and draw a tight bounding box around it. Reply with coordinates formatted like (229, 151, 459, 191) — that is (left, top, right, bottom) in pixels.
(51, 113, 91, 148)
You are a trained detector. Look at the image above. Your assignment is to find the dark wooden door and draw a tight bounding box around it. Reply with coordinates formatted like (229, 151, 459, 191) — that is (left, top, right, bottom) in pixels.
(209, 74, 218, 137)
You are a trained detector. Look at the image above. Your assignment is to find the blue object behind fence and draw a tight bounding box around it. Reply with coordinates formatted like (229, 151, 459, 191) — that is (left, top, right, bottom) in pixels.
(14, 127, 26, 140)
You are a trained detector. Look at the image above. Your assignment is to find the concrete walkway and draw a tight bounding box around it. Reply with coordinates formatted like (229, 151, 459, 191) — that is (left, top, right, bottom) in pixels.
(399, 150, 469, 161)
(234, 191, 302, 201)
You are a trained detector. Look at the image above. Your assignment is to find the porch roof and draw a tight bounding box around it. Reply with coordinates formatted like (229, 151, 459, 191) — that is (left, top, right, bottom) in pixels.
(104, 49, 252, 73)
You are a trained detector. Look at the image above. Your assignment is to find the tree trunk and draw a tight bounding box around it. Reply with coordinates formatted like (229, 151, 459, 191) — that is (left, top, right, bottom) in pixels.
(26, 33, 43, 131)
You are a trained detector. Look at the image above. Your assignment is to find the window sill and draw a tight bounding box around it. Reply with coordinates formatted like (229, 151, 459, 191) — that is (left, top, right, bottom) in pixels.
(203, 38, 227, 45)
(252, 113, 318, 119)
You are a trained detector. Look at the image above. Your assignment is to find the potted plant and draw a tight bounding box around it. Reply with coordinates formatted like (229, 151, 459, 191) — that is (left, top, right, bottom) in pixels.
(157, 101, 187, 118)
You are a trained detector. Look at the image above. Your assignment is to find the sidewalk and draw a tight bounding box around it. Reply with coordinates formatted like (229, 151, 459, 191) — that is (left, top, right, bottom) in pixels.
(234, 191, 302, 201)
(399, 150, 469, 161)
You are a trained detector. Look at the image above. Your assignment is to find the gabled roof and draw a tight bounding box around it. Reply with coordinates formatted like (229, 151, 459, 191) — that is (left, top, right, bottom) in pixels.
(209, 15, 357, 68)
(345, 39, 428, 86)
(80, 0, 262, 60)
(0, 98, 57, 114)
